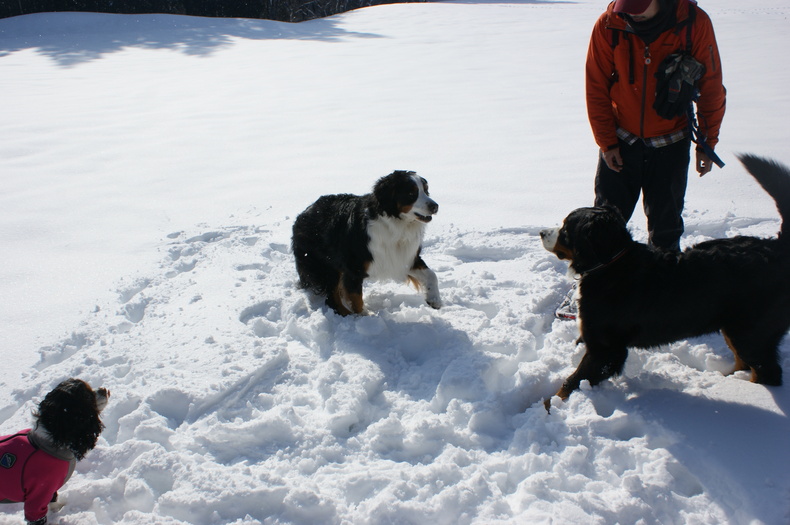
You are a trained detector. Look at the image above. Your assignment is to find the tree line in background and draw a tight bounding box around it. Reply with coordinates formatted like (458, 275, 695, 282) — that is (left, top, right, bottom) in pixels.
(1, 0, 424, 22)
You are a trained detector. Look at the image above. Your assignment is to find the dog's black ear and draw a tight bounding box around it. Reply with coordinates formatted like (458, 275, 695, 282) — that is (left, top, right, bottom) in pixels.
(418, 176, 432, 197)
(373, 172, 393, 197)
(373, 171, 417, 217)
(572, 207, 632, 273)
(373, 172, 398, 216)
(601, 204, 626, 225)
(571, 227, 602, 274)
(36, 379, 105, 460)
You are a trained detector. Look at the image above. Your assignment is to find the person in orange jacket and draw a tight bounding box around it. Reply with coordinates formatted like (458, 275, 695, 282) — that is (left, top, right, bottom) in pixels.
(586, 0, 726, 251)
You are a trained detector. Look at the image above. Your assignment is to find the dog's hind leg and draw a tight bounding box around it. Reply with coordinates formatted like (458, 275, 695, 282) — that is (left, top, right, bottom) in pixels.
(722, 328, 783, 386)
(722, 333, 751, 375)
(328, 271, 365, 316)
(328, 282, 353, 316)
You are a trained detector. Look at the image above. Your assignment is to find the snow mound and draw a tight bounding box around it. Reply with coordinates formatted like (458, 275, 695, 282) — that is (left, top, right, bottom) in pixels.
(3, 221, 787, 524)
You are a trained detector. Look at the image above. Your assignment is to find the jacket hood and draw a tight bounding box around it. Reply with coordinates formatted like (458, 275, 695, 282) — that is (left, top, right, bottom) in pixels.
(28, 424, 76, 462)
(606, 0, 691, 31)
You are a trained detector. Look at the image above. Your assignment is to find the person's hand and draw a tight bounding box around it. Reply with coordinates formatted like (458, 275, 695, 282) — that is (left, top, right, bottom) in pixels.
(601, 148, 623, 172)
(696, 149, 714, 176)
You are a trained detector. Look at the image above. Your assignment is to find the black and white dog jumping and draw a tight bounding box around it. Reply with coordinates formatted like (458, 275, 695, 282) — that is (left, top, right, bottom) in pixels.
(292, 171, 441, 315)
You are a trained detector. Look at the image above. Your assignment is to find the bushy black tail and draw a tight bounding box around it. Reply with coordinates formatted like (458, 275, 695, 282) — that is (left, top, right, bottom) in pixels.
(737, 154, 790, 240)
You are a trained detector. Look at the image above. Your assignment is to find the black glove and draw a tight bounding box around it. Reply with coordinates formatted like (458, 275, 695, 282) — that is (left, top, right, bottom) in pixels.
(653, 53, 705, 119)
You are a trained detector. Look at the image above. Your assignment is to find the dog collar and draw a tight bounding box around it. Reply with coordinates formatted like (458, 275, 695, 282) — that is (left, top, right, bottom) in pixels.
(581, 246, 633, 275)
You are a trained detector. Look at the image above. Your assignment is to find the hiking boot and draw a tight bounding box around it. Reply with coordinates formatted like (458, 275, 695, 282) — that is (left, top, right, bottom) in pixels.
(555, 284, 578, 321)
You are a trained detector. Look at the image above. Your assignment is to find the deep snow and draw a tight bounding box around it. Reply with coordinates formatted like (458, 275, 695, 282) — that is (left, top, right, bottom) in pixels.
(1, 1, 789, 524)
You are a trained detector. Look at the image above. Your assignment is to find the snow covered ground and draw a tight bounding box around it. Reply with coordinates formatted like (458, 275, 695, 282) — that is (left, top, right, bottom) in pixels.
(1, 1, 789, 523)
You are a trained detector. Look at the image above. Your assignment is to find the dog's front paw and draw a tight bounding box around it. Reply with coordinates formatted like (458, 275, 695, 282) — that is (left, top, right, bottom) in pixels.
(49, 499, 66, 513)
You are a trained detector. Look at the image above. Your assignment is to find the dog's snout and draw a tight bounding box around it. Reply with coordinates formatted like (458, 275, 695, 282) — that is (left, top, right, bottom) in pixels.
(427, 199, 439, 215)
(540, 227, 560, 251)
(95, 387, 110, 412)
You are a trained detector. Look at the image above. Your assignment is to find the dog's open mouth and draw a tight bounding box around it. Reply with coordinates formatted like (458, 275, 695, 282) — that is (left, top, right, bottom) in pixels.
(415, 213, 433, 223)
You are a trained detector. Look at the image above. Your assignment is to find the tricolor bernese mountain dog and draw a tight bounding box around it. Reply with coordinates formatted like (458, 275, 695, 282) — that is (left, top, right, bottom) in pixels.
(292, 170, 441, 316)
(540, 154, 789, 408)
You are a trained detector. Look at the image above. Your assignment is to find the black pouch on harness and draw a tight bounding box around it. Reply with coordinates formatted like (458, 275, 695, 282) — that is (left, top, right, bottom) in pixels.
(653, 52, 705, 120)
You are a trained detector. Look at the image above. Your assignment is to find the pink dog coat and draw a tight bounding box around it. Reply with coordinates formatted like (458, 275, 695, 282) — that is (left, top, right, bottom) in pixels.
(0, 429, 74, 523)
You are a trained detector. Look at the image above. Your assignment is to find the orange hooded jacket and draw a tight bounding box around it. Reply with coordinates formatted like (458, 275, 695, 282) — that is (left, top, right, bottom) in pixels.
(586, 0, 726, 152)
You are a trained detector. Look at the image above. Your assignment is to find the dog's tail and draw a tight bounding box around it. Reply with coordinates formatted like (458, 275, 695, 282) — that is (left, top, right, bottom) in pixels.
(737, 154, 790, 241)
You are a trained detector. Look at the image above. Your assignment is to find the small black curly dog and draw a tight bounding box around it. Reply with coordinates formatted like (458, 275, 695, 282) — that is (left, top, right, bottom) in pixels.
(541, 154, 788, 408)
(0, 378, 109, 524)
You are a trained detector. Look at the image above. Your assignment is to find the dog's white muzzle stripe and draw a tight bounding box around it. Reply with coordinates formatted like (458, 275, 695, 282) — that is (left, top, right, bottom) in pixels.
(540, 228, 560, 251)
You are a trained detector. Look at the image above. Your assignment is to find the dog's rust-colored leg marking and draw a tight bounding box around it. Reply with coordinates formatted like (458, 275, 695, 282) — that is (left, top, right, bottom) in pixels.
(544, 384, 575, 412)
(331, 280, 353, 316)
(722, 330, 783, 385)
(332, 272, 365, 315)
(345, 268, 365, 314)
(555, 386, 573, 400)
(408, 254, 428, 291)
(723, 332, 751, 375)
(348, 291, 364, 314)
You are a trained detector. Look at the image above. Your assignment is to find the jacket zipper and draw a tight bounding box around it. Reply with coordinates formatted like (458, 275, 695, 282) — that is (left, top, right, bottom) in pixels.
(640, 45, 651, 138)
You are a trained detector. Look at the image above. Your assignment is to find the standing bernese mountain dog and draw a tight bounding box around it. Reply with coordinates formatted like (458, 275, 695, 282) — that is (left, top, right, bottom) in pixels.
(540, 154, 789, 409)
(292, 170, 441, 316)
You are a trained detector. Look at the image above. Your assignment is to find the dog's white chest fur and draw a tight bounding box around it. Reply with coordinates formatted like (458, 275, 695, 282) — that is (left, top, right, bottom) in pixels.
(366, 216, 424, 281)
